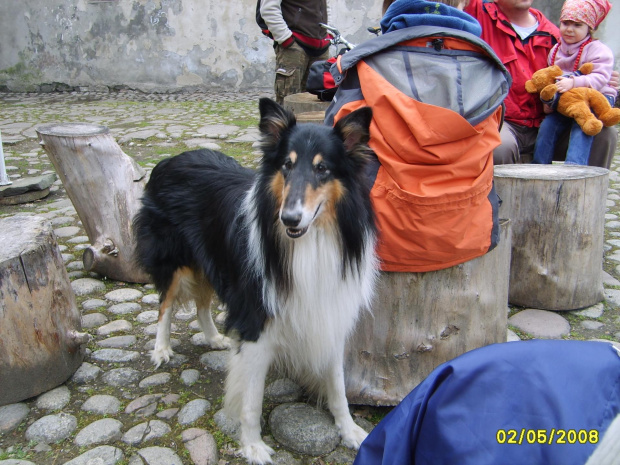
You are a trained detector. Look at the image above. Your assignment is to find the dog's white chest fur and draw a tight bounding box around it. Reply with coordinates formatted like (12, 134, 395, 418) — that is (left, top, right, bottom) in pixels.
(262, 227, 377, 377)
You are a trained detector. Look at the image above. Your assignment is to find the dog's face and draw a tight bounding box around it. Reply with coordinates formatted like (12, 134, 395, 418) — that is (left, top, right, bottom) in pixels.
(258, 98, 373, 239)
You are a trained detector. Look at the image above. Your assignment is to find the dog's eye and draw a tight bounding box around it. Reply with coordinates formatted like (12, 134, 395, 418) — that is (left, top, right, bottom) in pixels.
(283, 160, 293, 172)
(315, 163, 329, 176)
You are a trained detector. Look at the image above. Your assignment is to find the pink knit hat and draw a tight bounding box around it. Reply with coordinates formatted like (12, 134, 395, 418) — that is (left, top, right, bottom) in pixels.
(560, 0, 612, 30)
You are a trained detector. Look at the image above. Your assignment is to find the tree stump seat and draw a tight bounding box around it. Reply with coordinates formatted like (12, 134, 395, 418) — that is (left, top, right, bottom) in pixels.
(0, 216, 88, 406)
(283, 92, 331, 115)
(295, 111, 327, 124)
(494, 164, 608, 311)
(36, 123, 149, 283)
(345, 220, 511, 406)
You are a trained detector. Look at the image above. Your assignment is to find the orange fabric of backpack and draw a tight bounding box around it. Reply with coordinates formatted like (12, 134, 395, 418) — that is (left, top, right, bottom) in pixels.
(327, 26, 511, 272)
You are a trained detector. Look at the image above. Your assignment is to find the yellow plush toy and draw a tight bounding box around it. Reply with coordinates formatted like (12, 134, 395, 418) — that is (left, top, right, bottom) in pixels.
(525, 63, 620, 136)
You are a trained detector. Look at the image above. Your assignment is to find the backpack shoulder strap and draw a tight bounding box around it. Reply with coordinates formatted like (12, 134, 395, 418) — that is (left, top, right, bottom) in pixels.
(256, 0, 272, 38)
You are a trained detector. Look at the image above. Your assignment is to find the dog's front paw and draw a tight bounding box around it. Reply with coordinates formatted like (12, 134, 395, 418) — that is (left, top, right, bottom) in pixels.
(207, 333, 232, 350)
(150, 346, 174, 368)
(340, 423, 368, 450)
(239, 442, 275, 464)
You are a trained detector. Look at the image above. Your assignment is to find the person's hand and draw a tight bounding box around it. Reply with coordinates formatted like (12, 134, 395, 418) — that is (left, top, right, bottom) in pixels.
(543, 103, 554, 114)
(555, 76, 574, 93)
(609, 70, 619, 91)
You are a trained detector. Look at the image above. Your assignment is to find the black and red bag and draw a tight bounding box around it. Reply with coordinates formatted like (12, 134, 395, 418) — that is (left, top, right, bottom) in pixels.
(306, 56, 338, 101)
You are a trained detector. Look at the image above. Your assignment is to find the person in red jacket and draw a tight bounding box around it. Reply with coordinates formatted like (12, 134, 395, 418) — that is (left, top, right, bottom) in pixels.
(465, 0, 618, 167)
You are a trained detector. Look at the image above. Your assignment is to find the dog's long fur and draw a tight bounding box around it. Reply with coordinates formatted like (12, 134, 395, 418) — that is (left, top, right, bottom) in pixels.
(133, 98, 377, 464)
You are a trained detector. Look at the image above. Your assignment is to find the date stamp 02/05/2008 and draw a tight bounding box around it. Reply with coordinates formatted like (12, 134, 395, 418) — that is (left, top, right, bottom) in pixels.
(496, 429, 599, 445)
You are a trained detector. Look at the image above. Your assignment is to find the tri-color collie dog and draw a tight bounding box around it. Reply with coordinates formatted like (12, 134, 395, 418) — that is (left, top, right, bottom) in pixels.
(133, 98, 378, 464)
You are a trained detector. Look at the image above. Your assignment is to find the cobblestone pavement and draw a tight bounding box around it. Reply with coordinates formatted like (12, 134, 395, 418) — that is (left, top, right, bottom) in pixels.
(1, 90, 620, 465)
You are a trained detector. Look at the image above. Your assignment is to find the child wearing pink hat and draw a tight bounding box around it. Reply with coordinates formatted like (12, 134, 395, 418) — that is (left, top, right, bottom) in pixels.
(533, 0, 616, 165)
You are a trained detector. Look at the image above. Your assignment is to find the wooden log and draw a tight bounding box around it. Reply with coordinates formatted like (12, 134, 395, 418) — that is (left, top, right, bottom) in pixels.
(345, 220, 511, 406)
(283, 92, 331, 115)
(494, 164, 608, 310)
(0, 216, 89, 406)
(36, 123, 149, 283)
(295, 111, 326, 124)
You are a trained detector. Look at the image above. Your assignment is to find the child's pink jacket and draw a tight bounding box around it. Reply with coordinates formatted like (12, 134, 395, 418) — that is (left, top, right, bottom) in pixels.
(550, 36, 617, 98)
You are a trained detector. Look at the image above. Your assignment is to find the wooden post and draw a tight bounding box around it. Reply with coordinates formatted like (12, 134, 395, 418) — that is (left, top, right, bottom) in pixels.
(345, 220, 511, 406)
(283, 92, 331, 114)
(0, 216, 89, 406)
(494, 164, 608, 310)
(295, 111, 327, 124)
(37, 123, 149, 283)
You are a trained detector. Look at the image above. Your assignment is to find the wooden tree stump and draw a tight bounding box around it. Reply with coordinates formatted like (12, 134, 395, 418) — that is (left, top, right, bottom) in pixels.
(494, 164, 608, 310)
(345, 220, 511, 406)
(296, 111, 327, 124)
(37, 123, 149, 283)
(283, 92, 331, 114)
(0, 216, 89, 406)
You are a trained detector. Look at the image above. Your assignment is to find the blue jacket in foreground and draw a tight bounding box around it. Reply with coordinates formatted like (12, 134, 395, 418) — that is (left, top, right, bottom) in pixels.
(354, 340, 620, 465)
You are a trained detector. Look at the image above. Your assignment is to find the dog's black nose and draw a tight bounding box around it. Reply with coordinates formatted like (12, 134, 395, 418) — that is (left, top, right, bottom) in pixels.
(280, 210, 302, 227)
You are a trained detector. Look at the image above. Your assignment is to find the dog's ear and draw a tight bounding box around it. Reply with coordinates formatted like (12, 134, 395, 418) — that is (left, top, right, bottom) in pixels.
(259, 98, 296, 147)
(333, 107, 373, 157)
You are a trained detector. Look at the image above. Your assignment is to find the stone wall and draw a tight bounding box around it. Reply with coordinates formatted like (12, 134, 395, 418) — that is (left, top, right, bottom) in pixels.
(0, 0, 617, 93)
(0, 0, 382, 93)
